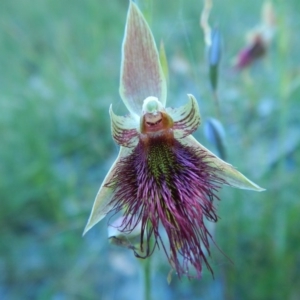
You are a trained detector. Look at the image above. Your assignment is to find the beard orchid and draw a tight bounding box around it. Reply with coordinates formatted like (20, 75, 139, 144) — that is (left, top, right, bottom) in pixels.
(84, 1, 264, 278)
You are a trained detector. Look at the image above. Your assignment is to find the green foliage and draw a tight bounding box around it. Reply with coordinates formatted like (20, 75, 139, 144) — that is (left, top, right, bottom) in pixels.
(1, 0, 300, 299)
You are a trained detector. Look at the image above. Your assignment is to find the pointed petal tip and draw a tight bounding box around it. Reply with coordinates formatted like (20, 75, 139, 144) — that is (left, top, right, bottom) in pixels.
(223, 169, 266, 192)
(228, 168, 266, 192)
(187, 94, 200, 110)
(82, 219, 94, 236)
(247, 175, 266, 192)
(187, 93, 195, 100)
(128, 0, 140, 20)
(109, 104, 117, 119)
(82, 227, 89, 237)
(252, 184, 266, 192)
(187, 93, 195, 98)
(243, 182, 266, 192)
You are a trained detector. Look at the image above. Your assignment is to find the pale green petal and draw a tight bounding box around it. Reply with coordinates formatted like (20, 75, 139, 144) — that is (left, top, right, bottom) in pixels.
(110, 105, 139, 147)
(182, 135, 265, 191)
(83, 147, 133, 235)
(119, 1, 167, 117)
(166, 94, 200, 138)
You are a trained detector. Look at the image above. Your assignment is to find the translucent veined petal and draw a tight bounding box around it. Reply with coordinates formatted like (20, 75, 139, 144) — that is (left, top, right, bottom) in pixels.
(119, 1, 167, 117)
(181, 135, 265, 191)
(110, 105, 139, 147)
(167, 94, 200, 138)
(83, 147, 134, 235)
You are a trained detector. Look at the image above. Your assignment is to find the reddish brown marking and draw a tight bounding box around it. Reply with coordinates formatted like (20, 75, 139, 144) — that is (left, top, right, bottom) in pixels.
(141, 112, 174, 134)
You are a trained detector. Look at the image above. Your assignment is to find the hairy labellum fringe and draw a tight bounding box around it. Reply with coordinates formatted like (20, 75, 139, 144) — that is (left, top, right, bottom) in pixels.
(106, 132, 226, 278)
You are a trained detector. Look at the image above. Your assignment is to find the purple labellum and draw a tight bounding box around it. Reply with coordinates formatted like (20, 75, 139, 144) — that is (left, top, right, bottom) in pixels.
(106, 129, 226, 278)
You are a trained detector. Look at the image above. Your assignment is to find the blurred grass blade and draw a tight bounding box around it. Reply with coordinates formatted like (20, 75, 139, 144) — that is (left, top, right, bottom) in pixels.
(200, 0, 213, 47)
(204, 117, 226, 160)
(159, 40, 169, 84)
(208, 28, 221, 92)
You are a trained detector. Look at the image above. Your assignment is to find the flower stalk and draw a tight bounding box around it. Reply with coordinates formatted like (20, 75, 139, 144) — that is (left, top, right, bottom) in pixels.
(142, 248, 151, 300)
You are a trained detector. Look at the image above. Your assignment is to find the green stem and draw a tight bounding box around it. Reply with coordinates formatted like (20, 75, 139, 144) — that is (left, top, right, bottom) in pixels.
(143, 257, 151, 300)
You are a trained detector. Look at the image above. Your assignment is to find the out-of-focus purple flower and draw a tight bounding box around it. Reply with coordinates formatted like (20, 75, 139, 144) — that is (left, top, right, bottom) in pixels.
(84, 1, 264, 278)
(234, 0, 276, 70)
(235, 34, 267, 69)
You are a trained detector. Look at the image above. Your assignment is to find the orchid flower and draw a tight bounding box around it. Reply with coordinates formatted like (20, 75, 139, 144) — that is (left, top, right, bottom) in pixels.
(84, 1, 264, 278)
(234, 0, 276, 70)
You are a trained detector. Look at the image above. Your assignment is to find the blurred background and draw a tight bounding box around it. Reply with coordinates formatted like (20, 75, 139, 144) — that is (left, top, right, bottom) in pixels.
(0, 0, 299, 299)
